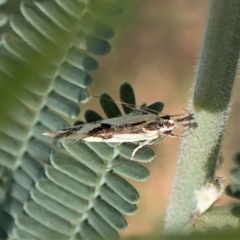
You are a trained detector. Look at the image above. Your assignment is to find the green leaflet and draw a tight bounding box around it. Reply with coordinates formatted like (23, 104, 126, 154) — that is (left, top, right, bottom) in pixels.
(80, 221, 104, 240)
(59, 62, 93, 88)
(10, 183, 29, 202)
(45, 166, 93, 199)
(0, 132, 21, 155)
(87, 209, 119, 240)
(39, 109, 69, 130)
(105, 172, 140, 204)
(94, 198, 128, 230)
(51, 151, 98, 186)
(75, 32, 111, 55)
(63, 142, 106, 173)
(53, 77, 91, 102)
(100, 185, 138, 215)
(15, 215, 69, 240)
(226, 153, 240, 202)
(0, 149, 15, 168)
(66, 47, 100, 71)
(112, 158, 150, 181)
(31, 189, 79, 223)
(11, 228, 43, 240)
(46, 92, 81, 117)
(24, 201, 73, 235)
(13, 169, 34, 191)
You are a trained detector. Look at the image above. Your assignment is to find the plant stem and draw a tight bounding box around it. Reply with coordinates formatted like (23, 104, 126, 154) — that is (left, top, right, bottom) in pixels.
(164, 0, 240, 233)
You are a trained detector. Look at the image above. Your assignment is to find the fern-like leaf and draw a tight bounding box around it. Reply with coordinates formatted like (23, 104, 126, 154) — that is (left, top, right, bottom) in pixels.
(0, 0, 128, 239)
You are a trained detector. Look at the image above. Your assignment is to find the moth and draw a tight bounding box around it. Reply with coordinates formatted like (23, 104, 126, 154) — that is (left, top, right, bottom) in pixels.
(43, 105, 197, 160)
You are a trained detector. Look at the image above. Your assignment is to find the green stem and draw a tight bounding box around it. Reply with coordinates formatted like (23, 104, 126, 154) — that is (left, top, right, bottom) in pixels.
(164, 0, 240, 233)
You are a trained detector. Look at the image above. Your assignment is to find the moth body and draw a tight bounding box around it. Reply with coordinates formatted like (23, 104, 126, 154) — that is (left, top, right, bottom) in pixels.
(43, 112, 197, 159)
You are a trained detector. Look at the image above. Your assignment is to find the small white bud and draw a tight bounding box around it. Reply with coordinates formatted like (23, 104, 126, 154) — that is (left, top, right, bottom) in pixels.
(192, 177, 225, 224)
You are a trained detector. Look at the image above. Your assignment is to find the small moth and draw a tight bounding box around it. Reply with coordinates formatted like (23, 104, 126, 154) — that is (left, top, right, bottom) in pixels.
(43, 105, 197, 159)
(192, 177, 225, 225)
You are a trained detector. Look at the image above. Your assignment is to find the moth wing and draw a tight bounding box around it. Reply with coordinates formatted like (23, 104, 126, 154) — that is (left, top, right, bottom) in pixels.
(43, 122, 101, 141)
(43, 114, 158, 141)
(102, 114, 158, 126)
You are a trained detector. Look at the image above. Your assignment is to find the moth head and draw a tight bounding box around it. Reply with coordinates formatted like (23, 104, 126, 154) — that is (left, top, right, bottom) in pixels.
(161, 119, 175, 131)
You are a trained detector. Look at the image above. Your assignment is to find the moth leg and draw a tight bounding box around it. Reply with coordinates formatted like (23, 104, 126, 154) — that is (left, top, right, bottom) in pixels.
(162, 131, 191, 138)
(175, 113, 198, 130)
(130, 139, 152, 160)
(175, 112, 193, 121)
(151, 136, 166, 145)
(167, 133, 192, 138)
(182, 122, 198, 130)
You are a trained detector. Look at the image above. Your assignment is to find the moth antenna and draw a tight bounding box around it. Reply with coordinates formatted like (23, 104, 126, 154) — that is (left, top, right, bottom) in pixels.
(92, 94, 138, 110)
(92, 94, 165, 116)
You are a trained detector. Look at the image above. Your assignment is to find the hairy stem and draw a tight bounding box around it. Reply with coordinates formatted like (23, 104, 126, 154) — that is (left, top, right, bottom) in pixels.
(164, 0, 240, 233)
